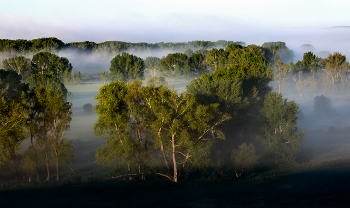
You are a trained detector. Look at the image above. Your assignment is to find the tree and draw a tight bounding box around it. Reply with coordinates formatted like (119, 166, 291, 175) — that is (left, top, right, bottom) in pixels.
(26, 74, 68, 99)
(0, 69, 29, 100)
(2, 55, 31, 81)
(231, 143, 259, 177)
(257, 92, 305, 165)
(314, 95, 334, 116)
(31, 52, 73, 78)
(206, 48, 227, 71)
(144, 57, 161, 77)
(262, 42, 295, 63)
(0, 95, 27, 166)
(141, 86, 231, 182)
(70, 70, 75, 85)
(94, 81, 230, 182)
(189, 53, 205, 75)
(28, 86, 72, 181)
(159, 53, 188, 77)
(273, 60, 290, 93)
(83, 103, 94, 114)
(100, 71, 108, 83)
(184, 49, 193, 58)
(109, 52, 145, 82)
(62, 69, 73, 85)
(94, 81, 150, 179)
(183, 64, 191, 80)
(76, 71, 82, 85)
(324, 52, 349, 88)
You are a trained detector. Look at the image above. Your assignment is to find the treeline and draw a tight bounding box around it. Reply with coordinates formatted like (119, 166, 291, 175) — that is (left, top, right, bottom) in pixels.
(93, 43, 305, 182)
(105, 42, 295, 83)
(272, 51, 350, 97)
(0, 37, 246, 56)
(0, 42, 306, 184)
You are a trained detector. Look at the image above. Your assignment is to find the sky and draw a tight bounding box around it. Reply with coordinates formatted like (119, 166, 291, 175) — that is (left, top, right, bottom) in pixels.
(1, 0, 350, 58)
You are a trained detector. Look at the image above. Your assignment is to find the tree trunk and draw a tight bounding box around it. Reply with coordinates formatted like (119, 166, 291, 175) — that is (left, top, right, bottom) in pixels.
(46, 158, 50, 181)
(30, 132, 40, 181)
(56, 161, 60, 182)
(172, 134, 177, 182)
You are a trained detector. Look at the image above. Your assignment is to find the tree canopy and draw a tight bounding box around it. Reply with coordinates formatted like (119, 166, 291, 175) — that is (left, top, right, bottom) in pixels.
(109, 52, 145, 82)
(31, 52, 73, 77)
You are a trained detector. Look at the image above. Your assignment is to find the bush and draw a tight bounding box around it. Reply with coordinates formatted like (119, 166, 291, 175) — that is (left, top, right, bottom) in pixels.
(83, 103, 94, 114)
(231, 143, 259, 177)
(314, 95, 334, 116)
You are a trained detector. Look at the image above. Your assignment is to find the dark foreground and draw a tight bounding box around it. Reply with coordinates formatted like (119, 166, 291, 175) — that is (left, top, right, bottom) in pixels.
(1, 166, 350, 208)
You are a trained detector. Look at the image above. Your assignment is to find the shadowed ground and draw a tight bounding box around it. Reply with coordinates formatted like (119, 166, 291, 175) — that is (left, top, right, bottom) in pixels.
(1, 166, 350, 207)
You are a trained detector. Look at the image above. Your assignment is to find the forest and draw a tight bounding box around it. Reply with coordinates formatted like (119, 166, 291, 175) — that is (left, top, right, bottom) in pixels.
(1, 37, 350, 191)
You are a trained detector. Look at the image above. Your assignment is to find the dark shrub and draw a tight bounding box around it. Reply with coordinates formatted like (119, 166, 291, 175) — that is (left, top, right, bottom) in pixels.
(83, 103, 94, 114)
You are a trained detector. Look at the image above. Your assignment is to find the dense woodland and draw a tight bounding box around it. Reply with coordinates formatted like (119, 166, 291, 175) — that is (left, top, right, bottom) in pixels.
(0, 37, 349, 184)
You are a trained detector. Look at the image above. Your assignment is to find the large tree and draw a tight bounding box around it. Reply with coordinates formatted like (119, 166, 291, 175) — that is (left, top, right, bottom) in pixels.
(159, 53, 188, 77)
(2, 55, 31, 80)
(324, 52, 349, 88)
(26, 74, 68, 99)
(0, 71, 28, 169)
(109, 52, 145, 82)
(0, 92, 27, 166)
(257, 92, 305, 165)
(31, 52, 73, 78)
(94, 81, 230, 182)
(273, 60, 290, 93)
(28, 86, 73, 181)
(0, 69, 29, 100)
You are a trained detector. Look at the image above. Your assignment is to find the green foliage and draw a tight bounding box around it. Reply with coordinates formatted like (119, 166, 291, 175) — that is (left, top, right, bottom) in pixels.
(0, 69, 29, 100)
(183, 64, 191, 80)
(231, 143, 259, 177)
(159, 53, 189, 77)
(94, 81, 230, 182)
(290, 52, 325, 74)
(144, 57, 161, 77)
(184, 48, 193, 57)
(109, 52, 145, 82)
(62, 69, 74, 85)
(324, 52, 349, 89)
(66, 41, 97, 54)
(76, 71, 82, 85)
(273, 60, 290, 93)
(27, 86, 72, 181)
(206, 48, 227, 71)
(0, 96, 27, 165)
(31, 52, 73, 77)
(257, 92, 305, 165)
(194, 49, 208, 56)
(189, 53, 205, 75)
(100, 71, 109, 83)
(2, 55, 31, 81)
(0, 37, 65, 55)
(26, 74, 68, 99)
(262, 41, 295, 63)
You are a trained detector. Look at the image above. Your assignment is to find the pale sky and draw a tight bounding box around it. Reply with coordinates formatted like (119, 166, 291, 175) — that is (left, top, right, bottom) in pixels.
(1, 0, 350, 56)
